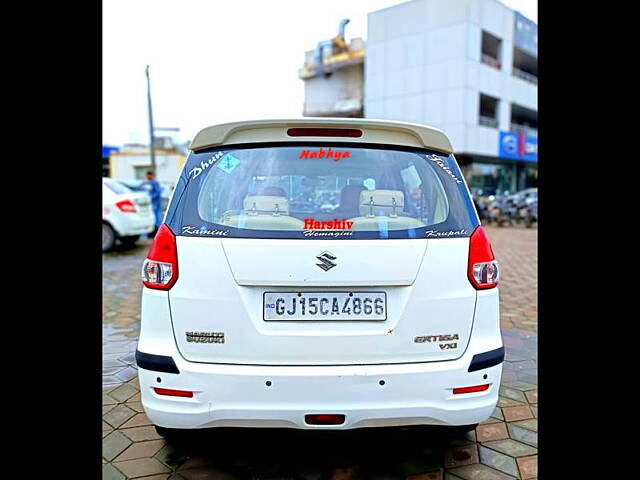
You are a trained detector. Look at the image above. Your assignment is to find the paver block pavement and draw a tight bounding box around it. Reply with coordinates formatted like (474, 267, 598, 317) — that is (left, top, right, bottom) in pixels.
(448, 463, 516, 480)
(121, 425, 164, 442)
(507, 425, 537, 448)
(481, 439, 537, 458)
(502, 406, 533, 423)
(103, 430, 133, 462)
(103, 463, 126, 480)
(103, 404, 137, 429)
(109, 382, 139, 403)
(120, 412, 153, 429)
(444, 445, 479, 468)
(114, 439, 165, 462)
(478, 446, 519, 478)
(516, 455, 537, 479)
(476, 423, 509, 443)
(407, 471, 443, 480)
(511, 419, 536, 433)
(112, 457, 171, 478)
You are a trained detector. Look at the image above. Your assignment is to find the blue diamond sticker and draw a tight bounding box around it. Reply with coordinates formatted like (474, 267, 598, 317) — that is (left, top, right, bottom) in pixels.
(217, 154, 240, 174)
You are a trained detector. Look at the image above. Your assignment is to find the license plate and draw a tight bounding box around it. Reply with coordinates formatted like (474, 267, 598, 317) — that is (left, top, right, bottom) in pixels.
(263, 292, 387, 321)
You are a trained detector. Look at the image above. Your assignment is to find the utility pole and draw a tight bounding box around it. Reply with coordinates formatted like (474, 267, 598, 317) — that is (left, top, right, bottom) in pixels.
(145, 65, 156, 175)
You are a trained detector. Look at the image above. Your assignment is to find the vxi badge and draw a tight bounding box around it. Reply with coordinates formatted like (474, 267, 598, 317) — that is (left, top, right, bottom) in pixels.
(414, 334, 459, 350)
(316, 251, 337, 271)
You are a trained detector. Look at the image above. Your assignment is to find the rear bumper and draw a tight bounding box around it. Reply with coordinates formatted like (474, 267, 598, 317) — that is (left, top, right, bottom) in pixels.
(137, 348, 503, 430)
(106, 212, 155, 237)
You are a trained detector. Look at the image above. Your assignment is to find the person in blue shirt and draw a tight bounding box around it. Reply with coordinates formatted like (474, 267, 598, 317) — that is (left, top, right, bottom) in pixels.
(144, 170, 163, 231)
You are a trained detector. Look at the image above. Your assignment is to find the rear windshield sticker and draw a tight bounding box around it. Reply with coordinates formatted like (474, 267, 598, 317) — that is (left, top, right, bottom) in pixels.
(427, 154, 464, 184)
(303, 230, 353, 238)
(217, 154, 241, 174)
(298, 148, 350, 162)
(181, 225, 229, 237)
(363, 178, 376, 190)
(189, 151, 225, 179)
(425, 229, 468, 238)
(303, 218, 354, 230)
(302, 218, 354, 237)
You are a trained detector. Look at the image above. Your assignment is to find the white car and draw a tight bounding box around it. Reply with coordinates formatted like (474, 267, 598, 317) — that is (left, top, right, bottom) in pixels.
(102, 178, 155, 252)
(136, 118, 502, 436)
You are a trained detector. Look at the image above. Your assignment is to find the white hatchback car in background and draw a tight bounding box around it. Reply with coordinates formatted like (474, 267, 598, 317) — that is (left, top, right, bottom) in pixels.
(136, 118, 502, 436)
(102, 178, 155, 252)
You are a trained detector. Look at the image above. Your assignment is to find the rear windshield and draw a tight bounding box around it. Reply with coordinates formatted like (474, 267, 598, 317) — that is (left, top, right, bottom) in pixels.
(165, 144, 478, 239)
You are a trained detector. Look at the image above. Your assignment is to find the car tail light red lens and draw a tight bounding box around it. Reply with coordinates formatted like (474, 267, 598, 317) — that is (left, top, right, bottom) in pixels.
(141, 224, 178, 290)
(305, 414, 346, 425)
(287, 127, 362, 138)
(467, 226, 499, 289)
(153, 387, 193, 398)
(115, 199, 137, 213)
(452, 384, 490, 394)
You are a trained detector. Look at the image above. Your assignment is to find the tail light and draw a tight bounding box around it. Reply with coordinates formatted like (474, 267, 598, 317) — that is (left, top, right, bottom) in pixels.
(467, 226, 499, 289)
(116, 199, 137, 213)
(141, 224, 178, 290)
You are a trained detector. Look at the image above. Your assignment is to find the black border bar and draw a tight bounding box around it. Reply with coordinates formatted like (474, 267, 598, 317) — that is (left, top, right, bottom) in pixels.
(468, 346, 505, 372)
(135, 350, 180, 374)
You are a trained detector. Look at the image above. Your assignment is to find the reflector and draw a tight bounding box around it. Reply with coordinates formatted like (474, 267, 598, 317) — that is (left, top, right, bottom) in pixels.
(305, 414, 346, 425)
(153, 387, 193, 398)
(452, 384, 490, 394)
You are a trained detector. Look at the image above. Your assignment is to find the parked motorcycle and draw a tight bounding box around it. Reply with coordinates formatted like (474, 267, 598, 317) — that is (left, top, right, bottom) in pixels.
(521, 200, 537, 228)
(487, 194, 515, 227)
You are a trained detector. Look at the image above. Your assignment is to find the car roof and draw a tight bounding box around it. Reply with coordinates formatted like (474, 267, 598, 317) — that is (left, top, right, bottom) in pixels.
(189, 118, 454, 154)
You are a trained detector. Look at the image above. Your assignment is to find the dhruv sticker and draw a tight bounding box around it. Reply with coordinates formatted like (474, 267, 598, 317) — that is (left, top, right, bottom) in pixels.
(189, 151, 225, 179)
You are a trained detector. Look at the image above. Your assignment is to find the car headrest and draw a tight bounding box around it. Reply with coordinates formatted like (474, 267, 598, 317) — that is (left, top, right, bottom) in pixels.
(254, 186, 287, 197)
(243, 195, 289, 215)
(359, 189, 405, 217)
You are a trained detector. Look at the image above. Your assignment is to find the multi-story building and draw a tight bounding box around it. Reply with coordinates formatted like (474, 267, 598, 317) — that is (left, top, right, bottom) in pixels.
(365, 0, 537, 194)
(299, 19, 366, 118)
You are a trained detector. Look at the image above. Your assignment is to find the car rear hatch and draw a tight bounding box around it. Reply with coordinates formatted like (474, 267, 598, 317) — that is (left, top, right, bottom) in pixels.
(163, 141, 480, 366)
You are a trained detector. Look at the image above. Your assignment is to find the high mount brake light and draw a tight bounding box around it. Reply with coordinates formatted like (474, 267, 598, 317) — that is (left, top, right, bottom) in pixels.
(115, 199, 137, 213)
(141, 224, 178, 290)
(287, 128, 362, 138)
(467, 226, 499, 290)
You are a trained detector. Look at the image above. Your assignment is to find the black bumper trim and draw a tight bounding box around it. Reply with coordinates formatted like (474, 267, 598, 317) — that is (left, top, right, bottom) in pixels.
(468, 346, 505, 372)
(135, 350, 180, 374)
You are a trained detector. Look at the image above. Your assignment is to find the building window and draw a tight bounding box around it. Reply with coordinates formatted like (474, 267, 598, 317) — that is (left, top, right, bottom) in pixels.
(479, 94, 499, 128)
(510, 103, 537, 137)
(512, 47, 537, 84)
(481, 31, 502, 70)
(134, 165, 153, 180)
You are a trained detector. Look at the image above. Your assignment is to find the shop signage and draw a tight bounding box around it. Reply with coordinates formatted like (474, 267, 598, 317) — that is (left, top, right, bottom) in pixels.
(499, 131, 537, 162)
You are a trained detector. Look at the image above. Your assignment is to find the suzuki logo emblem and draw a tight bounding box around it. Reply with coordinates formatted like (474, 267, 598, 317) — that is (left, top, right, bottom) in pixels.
(316, 251, 337, 271)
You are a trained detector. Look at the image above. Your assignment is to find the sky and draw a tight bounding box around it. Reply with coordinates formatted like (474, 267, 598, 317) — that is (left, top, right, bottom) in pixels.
(102, 0, 537, 147)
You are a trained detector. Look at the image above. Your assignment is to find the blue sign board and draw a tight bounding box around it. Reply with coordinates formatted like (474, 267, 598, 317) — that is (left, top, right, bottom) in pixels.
(499, 131, 537, 162)
(102, 145, 120, 158)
